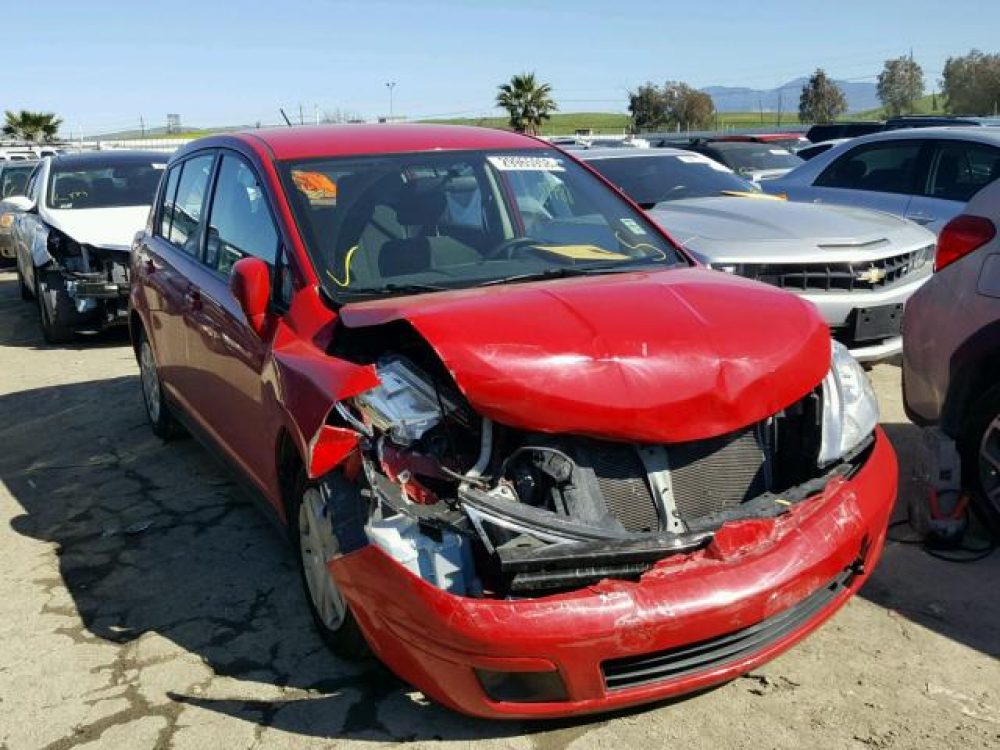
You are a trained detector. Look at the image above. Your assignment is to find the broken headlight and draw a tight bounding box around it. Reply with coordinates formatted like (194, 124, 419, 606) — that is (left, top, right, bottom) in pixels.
(818, 341, 878, 466)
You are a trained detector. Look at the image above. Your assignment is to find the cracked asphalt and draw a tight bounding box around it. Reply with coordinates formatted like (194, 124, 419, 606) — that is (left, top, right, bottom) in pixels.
(0, 269, 998, 750)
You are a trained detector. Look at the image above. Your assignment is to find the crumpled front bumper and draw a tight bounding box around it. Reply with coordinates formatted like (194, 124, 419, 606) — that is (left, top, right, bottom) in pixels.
(329, 428, 897, 719)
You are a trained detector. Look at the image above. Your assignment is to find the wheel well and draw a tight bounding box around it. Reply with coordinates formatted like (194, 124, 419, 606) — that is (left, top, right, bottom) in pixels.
(942, 320, 1000, 437)
(128, 310, 144, 360)
(276, 429, 304, 525)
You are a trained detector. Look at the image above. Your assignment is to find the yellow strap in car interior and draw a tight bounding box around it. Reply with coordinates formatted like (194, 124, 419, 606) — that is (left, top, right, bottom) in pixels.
(533, 245, 630, 260)
(327, 245, 358, 287)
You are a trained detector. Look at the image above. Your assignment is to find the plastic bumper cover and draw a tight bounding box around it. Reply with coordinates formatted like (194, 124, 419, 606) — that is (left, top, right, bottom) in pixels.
(329, 428, 897, 719)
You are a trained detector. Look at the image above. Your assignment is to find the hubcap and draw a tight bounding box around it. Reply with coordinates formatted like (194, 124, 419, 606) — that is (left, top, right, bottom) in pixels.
(299, 488, 346, 631)
(979, 415, 1000, 514)
(139, 341, 161, 424)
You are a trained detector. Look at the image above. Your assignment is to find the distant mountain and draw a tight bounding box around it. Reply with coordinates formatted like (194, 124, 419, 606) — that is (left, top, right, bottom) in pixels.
(702, 77, 879, 114)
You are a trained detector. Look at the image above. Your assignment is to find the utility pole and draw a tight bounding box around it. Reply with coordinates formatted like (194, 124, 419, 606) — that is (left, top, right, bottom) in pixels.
(314, 104, 319, 125)
(386, 81, 397, 121)
(298, 104, 304, 125)
(139, 115, 145, 138)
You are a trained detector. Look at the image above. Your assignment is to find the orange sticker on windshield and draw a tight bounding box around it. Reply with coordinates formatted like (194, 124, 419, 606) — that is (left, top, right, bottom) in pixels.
(292, 170, 338, 205)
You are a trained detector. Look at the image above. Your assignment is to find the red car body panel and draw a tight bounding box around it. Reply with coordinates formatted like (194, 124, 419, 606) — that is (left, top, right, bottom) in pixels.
(127, 124, 898, 720)
(331, 429, 896, 719)
(340, 267, 830, 443)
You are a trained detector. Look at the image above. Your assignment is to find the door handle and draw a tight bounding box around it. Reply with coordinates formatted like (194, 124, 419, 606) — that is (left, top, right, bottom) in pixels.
(184, 288, 202, 310)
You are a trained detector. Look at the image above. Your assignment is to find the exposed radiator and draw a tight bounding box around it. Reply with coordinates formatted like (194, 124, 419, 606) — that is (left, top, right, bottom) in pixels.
(667, 426, 771, 523)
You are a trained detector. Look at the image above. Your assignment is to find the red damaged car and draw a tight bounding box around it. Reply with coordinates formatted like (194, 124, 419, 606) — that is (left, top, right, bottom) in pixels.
(129, 124, 896, 719)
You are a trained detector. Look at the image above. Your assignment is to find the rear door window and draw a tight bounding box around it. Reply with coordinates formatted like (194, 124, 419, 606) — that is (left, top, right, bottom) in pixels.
(205, 154, 279, 274)
(156, 165, 181, 239)
(925, 141, 1000, 202)
(816, 141, 924, 194)
(166, 154, 214, 255)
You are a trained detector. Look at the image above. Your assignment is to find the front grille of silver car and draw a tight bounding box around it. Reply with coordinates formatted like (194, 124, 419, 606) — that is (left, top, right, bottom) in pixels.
(738, 247, 928, 292)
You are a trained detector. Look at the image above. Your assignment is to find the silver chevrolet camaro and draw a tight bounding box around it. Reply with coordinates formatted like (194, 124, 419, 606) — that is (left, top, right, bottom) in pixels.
(580, 148, 936, 362)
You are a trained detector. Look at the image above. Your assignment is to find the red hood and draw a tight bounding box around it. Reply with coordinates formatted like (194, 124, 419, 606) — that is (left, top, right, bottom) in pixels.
(338, 268, 830, 443)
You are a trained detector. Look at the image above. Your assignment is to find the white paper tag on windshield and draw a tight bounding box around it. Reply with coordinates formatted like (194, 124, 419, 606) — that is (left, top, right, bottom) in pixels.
(488, 155, 565, 172)
(769, 148, 791, 155)
(621, 218, 647, 235)
(677, 154, 731, 172)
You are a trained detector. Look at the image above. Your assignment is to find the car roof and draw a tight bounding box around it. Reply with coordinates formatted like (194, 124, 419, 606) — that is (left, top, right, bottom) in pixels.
(231, 124, 549, 161)
(577, 147, 695, 160)
(49, 150, 168, 167)
(843, 126, 1000, 146)
(698, 140, 787, 152)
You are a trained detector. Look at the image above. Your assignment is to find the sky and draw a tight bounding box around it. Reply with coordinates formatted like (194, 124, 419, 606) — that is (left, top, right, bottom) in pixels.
(8, 0, 1000, 136)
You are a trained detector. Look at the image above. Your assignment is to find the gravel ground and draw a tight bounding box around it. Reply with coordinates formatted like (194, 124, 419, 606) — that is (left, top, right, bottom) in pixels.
(0, 269, 997, 750)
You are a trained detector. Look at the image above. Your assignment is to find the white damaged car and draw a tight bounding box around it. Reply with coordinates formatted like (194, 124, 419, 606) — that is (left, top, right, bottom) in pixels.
(5, 151, 166, 342)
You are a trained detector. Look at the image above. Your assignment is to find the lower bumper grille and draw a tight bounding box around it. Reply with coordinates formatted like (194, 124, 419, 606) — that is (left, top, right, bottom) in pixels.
(601, 571, 850, 691)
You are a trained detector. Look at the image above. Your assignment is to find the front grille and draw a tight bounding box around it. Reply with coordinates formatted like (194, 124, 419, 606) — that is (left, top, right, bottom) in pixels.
(739, 248, 926, 292)
(588, 443, 661, 533)
(668, 426, 771, 523)
(601, 571, 850, 691)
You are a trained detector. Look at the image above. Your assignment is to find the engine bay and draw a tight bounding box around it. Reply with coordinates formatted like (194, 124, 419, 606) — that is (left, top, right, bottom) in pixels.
(326, 322, 862, 599)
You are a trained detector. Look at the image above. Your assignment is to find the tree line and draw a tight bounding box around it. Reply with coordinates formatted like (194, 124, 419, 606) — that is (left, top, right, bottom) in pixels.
(495, 49, 1000, 134)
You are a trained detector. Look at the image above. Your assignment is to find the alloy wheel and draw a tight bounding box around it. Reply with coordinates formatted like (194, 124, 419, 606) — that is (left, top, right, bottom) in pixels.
(139, 340, 161, 424)
(978, 415, 1000, 515)
(298, 487, 347, 631)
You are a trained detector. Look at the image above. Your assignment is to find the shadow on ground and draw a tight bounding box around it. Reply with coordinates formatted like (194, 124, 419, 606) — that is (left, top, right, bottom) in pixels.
(0, 375, 695, 742)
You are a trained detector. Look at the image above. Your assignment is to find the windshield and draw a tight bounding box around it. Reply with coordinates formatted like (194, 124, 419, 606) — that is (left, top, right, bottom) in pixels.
(587, 154, 759, 206)
(47, 160, 166, 210)
(1, 164, 35, 198)
(282, 148, 686, 300)
(708, 144, 804, 172)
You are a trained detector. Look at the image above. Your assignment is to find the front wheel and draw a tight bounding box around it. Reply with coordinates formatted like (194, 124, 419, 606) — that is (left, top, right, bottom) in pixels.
(35, 271, 75, 344)
(959, 383, 1000, 534)
(16, 262, 32, 301)
(292, 477, 369, 660)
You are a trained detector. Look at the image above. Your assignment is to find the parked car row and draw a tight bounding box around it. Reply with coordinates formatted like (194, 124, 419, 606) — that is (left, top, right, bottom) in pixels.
(4, 123, 957, 720)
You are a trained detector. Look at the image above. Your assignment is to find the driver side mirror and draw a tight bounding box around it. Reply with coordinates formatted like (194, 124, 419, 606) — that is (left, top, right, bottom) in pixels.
(0, 195, 35, 212)
(230, 257, 272, 337)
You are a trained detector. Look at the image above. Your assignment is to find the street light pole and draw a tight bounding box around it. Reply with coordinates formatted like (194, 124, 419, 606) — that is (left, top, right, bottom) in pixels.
(386, 81, 397, 121)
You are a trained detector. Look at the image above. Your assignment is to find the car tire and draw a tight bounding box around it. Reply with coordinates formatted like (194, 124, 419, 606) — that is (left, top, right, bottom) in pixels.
(959, 383, 1000, 535)
(17, 263, 32, 301)
(35, 270, 75, 344)
(290, 472, 370, 661)
(137, 331, 183, 440)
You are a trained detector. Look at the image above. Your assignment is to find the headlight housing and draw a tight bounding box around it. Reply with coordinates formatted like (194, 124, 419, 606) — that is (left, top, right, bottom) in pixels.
(818, 341, 879, 466)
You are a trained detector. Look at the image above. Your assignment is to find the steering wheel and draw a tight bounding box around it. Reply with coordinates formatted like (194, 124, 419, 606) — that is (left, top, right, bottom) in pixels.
(484, 236, 541, 261)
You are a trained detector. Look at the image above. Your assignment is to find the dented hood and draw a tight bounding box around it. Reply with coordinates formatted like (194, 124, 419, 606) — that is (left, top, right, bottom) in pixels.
(42, 206, 149, 251)
(339, 268, 831, 443)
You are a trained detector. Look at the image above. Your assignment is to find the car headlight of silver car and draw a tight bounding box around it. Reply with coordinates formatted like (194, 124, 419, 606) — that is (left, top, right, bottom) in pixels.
(818, 341, 879, 466)
(911, 243, 935, 271)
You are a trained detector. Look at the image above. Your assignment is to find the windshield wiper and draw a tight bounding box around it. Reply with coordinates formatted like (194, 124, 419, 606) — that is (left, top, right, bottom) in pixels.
(477, 265, 642, 287)
(336, 282, 450, 298)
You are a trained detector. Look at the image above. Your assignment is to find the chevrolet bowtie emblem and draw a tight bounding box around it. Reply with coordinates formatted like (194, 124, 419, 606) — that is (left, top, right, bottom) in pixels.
(855, 265, 887, 284)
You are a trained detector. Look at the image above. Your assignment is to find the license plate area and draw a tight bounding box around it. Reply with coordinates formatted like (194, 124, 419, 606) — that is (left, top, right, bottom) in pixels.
(854, 303, 903, 342)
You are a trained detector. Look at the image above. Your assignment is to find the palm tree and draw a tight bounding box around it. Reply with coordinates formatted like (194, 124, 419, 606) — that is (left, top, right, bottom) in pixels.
(3, 110, 63, 142)
(496, 73, 557, 135)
